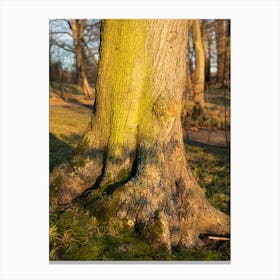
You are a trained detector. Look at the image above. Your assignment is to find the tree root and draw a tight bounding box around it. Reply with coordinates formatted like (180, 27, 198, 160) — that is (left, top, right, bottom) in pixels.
(86, 171, 230, 251)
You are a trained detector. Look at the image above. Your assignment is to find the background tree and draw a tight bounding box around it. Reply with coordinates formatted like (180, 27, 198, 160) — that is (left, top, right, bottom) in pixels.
(186, 23, 195, 100)
(50, 19, 229, 251)
(202, 20, 211, 87)
(70, 19, 93, 98)
(185, 36, 194, 99)
(216, 20, 226, 87)
(224, 20, 231, 88)
(192, 19, 205, 107)
(71, 19, 97, 99)
(49, 19, 100, 96)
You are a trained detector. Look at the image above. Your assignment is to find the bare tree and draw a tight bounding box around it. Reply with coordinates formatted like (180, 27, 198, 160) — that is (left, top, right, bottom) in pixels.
(202, 20, 211, 88)
(224, 20, 231, 88)
(49, 19, 101, 99)
(216, 20, 226, 87)
(192, 20, 205, 107)
(70, 19, 94, 98)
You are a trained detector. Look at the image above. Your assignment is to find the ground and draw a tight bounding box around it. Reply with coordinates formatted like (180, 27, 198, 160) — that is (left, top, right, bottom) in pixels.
(49, 83, 230, 261)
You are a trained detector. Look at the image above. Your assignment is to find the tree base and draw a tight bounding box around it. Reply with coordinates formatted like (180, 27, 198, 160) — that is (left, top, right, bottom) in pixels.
(73, 163, 230, 252)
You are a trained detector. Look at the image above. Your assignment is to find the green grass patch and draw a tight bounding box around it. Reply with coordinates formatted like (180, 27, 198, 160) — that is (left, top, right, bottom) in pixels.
(50, 206, 229, 261)
(49, 104, 91, 171)
(185, 143, 230, 215)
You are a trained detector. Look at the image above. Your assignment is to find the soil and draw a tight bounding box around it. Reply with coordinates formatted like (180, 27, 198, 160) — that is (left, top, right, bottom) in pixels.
(185, 127, 230, 147)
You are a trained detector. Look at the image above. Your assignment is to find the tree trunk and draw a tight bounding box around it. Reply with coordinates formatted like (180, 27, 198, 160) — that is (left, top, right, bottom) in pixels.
(207, 30, 212, 86)
(71, 19, 94, 99)
(202, 20, 210, 85)
(216, 20, 225, 87)
(224, 20, 230, 89)
(50, 19, 229, 251)
(185, 20, 194, 102)
(192, 20, 205, 107)
(49, 37, 53, 82)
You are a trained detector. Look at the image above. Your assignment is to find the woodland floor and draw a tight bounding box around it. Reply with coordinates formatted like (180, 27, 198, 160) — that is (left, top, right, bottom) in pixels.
(49, 85, 230, 261)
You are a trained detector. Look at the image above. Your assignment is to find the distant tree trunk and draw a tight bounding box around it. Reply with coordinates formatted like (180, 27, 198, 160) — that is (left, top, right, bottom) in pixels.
(51, 20, 229, 251)
(192, 20, 205, 108)
(216, 20, 225, 87)
(207, 30, 212, 86)
(49, 37, 53, 82)
(202, 20, 210, 85)
(224, 20, 230, 89)
(71, 19, 94, 99)
(185, 21, 194, 100)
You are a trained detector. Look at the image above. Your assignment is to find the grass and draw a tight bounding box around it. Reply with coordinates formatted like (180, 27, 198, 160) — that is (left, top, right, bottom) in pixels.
(50, 206, 229, 261)
(185, 143, 230, 215)
(49, 102, 91, 172)
(49, 91, 230, 261)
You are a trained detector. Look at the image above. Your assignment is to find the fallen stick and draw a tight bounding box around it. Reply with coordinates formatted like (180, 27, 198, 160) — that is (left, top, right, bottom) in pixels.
(208, 236, 230, 241)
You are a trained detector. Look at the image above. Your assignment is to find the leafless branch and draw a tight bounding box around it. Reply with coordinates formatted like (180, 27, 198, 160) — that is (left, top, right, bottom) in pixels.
(82, 37, 98, 66)
(49, 31, 73, 37)
(53, 41, 75, 53)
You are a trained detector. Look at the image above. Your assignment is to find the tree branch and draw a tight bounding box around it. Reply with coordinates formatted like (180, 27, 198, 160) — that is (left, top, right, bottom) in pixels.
(49, 31, 73, 37)
(53, 41, 75, 53)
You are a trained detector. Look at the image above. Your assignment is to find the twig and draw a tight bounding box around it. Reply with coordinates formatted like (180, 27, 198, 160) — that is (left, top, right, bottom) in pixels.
(208, 236, 230, 241)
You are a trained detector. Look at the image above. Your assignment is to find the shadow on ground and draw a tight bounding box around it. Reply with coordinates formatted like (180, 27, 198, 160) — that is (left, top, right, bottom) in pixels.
(66, 98, 93, 110)
(49, 133, 75, 172)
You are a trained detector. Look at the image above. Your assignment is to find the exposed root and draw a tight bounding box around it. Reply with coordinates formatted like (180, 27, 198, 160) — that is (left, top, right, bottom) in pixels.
(87, 168, 230, 251)
(50, 159, 103, 209)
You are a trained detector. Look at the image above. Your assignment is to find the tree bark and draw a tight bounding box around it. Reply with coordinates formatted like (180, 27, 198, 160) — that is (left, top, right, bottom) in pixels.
(186, 42, 193, 99)
(224, 20, 230, 89)
(71, 19, 94, 98)
(216, 20, 225, 87)
(50, 19, 229, 251)
(192, 20, 205, 107)
(202, 20, 210, 85)
(185, 20, 194, 101)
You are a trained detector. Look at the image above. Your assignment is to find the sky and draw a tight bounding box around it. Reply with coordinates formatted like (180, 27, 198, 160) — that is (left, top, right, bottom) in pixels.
(49, 19, 219, 73)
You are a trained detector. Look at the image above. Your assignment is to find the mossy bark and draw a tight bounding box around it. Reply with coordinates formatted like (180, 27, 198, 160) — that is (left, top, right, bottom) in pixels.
(50, 19, 229, 251)
(72, 19, 94, 98)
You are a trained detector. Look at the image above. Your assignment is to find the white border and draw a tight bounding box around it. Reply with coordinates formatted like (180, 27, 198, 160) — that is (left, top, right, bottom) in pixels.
(0, 0, 279, 279)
